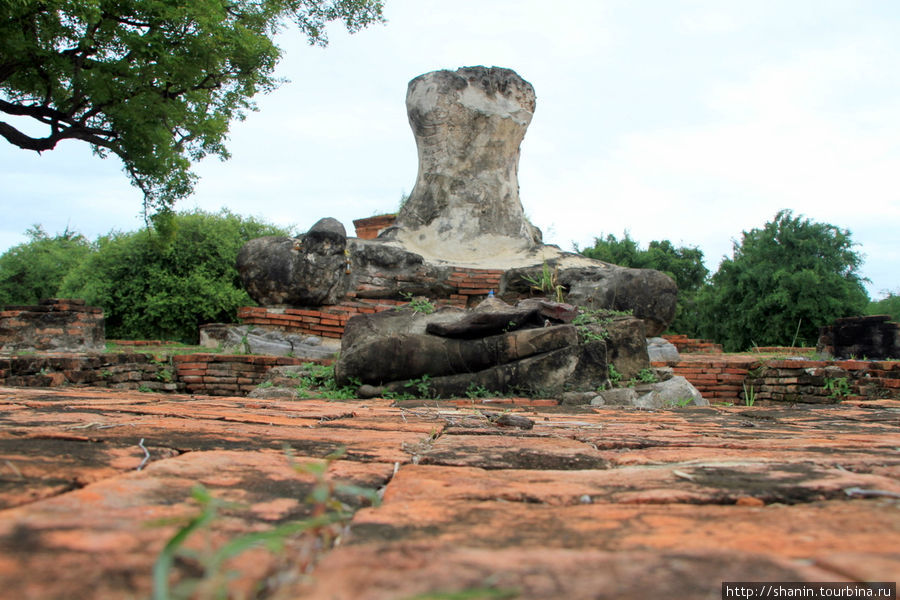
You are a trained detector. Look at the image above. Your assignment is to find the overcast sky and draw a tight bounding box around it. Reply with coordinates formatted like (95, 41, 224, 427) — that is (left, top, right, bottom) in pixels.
(1, 0, 898, 298)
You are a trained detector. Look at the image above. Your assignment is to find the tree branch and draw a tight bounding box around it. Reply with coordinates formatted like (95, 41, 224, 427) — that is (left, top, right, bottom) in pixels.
(0, 121, 59, 151)
(0, 101, 119, 153)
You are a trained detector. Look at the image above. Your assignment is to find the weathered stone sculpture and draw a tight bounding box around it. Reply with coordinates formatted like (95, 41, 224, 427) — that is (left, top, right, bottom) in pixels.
(334, 299, 651, 399)
(387, 67, 542, 256)
(237, 66, 679, 353)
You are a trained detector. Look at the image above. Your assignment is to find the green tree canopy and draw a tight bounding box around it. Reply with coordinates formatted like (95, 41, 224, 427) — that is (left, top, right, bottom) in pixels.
(697, 210, 869, 351)
(0, 225, 94, 306)
(59, 209, 290, 342)
(0, 0, 383, 212)
(867, 291, 900, 323)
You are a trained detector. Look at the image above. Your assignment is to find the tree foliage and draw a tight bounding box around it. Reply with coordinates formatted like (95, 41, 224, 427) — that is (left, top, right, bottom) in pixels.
(579, 232, 708, 293)
(59, 209, 290, 342)
(0, 225, 93, 305)
(578, 232, 709, 334)
(867, 291, 900, 323)
(697, 210, 869, 351)
(0, 0, 384, 211)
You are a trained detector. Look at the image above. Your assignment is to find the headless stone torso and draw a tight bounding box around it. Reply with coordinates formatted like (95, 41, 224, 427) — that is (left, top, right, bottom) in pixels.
(385, 67, 544, 261)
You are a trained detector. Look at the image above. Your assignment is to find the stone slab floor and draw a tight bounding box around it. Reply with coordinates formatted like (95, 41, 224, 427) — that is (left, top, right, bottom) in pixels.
(0, 386, 897, 599)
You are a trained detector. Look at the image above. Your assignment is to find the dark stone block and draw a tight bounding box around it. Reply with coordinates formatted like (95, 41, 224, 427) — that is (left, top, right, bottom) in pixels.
(818, 315, 900, 360)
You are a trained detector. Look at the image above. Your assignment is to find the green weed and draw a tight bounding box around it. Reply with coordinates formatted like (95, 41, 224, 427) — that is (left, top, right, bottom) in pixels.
(293, 363, 358, 400)
(465, 383, 498, 399)
(636, 368, 658, 384)
(151, 447, 379, 600)
(397, 374, 437, 399)
(742, 383, 757, 406)
(398, 291, 435, 315)
(572, 307, 633, 344)
(669, 397, 693, 408)
(607, 364, 622, 388)
(824, 376, 852, 399)
(521, 261, 565, 302)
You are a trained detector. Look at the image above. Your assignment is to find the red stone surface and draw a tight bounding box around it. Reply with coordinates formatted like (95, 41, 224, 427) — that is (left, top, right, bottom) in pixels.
(0, 386, 898, 599)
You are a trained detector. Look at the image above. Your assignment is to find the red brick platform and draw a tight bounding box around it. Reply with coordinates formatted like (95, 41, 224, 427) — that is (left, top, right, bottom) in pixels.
(0, 386, 897, 599)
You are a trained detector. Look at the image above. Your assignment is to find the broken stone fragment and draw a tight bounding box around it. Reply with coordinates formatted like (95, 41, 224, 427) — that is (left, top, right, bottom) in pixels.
(337, 325, 579, 386)
(507, 263, 677, 337)
(647, 337, 681, 362)
(589, 315, 650, 380)
(424, 306, 544, 338)
(379, 340, 608, 399)
(236, 217, 349, 306)
(199, 324, 339, 359)
(482, 412, 535, 429)
(589, 376, 707, 408)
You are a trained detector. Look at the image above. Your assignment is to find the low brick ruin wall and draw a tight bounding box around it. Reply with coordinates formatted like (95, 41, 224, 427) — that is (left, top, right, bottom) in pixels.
(353, 214, 397, 240)
(662, 334, 723, 354)
(0, 299, 104, 353)
(0, 353, 330, 397)
(3, 350, 896, 402)
(237, 301, 404, 339)
(656, 356, 756, 402)
(173, 354, 323, 396)
(745, 359, 900, 403)
(0, 353, 183, 392)
(236, 267, 505, 339)
(653, 356, 900, 403)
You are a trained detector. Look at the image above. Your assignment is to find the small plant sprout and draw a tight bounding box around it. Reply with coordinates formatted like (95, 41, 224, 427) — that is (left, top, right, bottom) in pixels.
(572, 306, 633, 344)
(151, 447, 379, 600)
(742, 383, 757, 406)
(398, 291, 435, 314)
(293, 363, 358, 400)
(465, 382, 492, 399)
(824, 376, 852, 400)
(607, 364, 622, 388)
(636, 368, 658, 384)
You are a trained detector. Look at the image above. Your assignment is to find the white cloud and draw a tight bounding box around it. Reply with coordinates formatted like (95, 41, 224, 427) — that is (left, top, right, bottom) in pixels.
(679, 11, 741, 34)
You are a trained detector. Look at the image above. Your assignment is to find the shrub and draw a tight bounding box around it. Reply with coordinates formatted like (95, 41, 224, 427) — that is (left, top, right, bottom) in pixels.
(0, 226, 93, 305)
(60, 209, 289, 342)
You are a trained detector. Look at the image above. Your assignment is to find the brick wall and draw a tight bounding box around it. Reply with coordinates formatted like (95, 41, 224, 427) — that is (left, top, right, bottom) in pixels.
(0, 352, 332, 397)
(653, 356, 900, 403)
(745, 359, 900, 403)
(0, 353, 183, 392)
(655, 356, 757, 402)
(0, 299, 104, 353)
(662, 334, 723, 354)
(237, 301, 402, 339)
(237, 267, 504, 338)
(353, 214, 397, 240)
(173, 354, 328, 396)
(447, 268, 503, 305)
(3, 350, 896, 401)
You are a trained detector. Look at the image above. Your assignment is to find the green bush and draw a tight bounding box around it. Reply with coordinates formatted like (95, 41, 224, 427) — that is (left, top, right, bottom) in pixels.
(867, 291, 900, 323)
(60, 209, 289, 342)
(0, 226, 94, 306)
